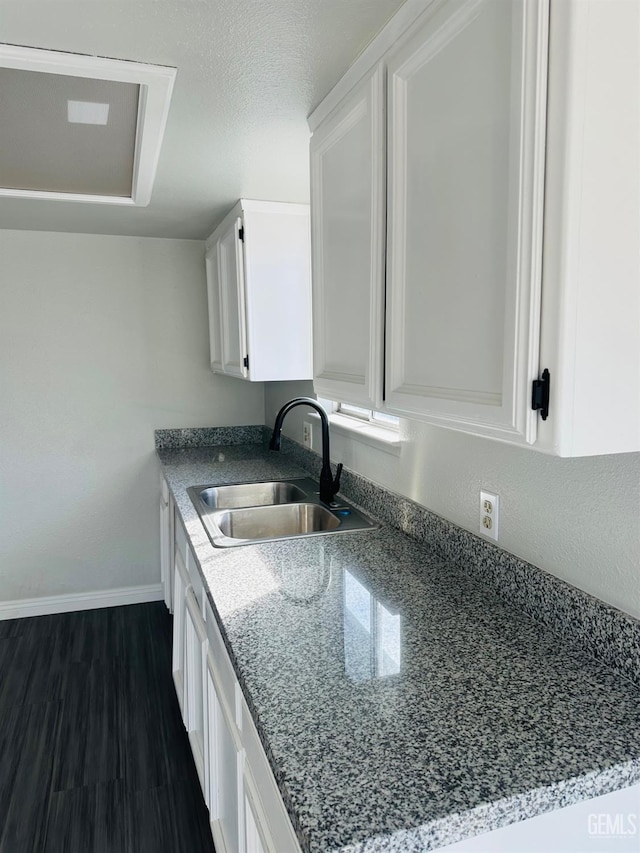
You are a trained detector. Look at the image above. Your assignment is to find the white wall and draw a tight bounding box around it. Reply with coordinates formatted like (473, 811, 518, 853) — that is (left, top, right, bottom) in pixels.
(0, 230, 264, 603)
(265, 381, 640, 620)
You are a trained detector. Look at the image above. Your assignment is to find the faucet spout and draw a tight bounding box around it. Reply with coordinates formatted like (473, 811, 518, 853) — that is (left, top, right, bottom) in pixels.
(269, 397, 342, 505)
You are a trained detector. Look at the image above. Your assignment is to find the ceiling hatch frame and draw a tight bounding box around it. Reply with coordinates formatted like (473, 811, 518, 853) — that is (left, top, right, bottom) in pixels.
(0, 44, 176, 206)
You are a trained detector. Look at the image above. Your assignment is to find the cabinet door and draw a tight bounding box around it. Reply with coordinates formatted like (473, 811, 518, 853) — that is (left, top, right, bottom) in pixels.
(185, 588, 207, 792)
(205, 651, 244, 853)
(310, 66, 385, 408)
(218, 217, 249, 379)
(205, 241, 224, 373)
(171, 550, 190, 719)
(385, 0, 548, 444)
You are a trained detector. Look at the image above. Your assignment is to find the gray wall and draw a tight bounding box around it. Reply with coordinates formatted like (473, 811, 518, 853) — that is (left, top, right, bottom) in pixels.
(265, 381, 640, 620)
(0, 230, 265, 602)
(4, 227, 637, 621)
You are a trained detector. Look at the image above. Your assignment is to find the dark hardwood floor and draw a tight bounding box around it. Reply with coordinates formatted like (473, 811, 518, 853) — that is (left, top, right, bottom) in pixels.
(0, 602, 215, 853)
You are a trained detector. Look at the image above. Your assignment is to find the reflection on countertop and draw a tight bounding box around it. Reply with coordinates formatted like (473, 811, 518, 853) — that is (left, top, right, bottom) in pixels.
(344, 568, 401, 682)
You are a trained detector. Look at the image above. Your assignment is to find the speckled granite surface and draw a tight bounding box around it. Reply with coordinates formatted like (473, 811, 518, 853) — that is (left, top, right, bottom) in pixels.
(154, 425, 263, 449)
(269, 432, 640, 690)
(157, 442, 640, 853)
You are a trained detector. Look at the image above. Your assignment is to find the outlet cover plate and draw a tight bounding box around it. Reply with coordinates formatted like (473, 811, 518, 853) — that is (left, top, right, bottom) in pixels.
(480, 490, 499, 541)
(302, 421, 313, 448)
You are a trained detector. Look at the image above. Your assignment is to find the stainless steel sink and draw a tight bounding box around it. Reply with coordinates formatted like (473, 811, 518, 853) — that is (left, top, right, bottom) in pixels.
(187, 477, 378, 547)
(216, 503, 340, 540)
(198, 481, 306, 509)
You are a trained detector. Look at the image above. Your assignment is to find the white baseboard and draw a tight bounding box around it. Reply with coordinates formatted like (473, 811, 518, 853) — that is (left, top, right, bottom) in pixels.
(0, 583, 165, 620)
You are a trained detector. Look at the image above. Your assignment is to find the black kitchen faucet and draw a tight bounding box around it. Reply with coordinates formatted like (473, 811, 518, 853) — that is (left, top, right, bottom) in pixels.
(269, 397, 342, 506)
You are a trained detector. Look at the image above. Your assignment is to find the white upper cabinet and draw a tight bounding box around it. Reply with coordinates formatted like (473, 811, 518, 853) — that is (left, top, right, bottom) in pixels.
(309, 0, 640, 456)
(537, 0, 640, 456)
(310, 67, 385, 408)
(385, 0, 547, 445)
(205, 200, 313, 383)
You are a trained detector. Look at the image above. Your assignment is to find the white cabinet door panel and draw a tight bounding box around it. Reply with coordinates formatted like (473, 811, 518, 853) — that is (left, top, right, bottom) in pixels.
(218, 217, 248, 379)
(242, 207, 312, 382)
(205, 651, 244, 853)
(311, 66, 385, 408)
(385, 0, 548, 443)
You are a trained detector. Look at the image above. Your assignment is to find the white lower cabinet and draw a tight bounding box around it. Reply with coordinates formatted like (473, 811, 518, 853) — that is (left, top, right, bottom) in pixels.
(168, 520, 301, 853)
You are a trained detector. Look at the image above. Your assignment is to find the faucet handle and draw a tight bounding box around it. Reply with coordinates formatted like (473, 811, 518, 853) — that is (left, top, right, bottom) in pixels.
(333, 463, 343, 496)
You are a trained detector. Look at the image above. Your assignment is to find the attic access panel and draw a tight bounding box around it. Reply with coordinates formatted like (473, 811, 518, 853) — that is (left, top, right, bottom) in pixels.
(0, 69, 139, 198)
(0, 44, 176, 206)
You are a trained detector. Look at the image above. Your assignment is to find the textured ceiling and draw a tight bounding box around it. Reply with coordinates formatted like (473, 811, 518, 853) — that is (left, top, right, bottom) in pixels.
(0, 0, 405, 239)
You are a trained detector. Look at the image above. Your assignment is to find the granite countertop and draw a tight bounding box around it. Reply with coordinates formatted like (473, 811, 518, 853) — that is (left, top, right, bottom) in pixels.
(157, 443, 640, 853)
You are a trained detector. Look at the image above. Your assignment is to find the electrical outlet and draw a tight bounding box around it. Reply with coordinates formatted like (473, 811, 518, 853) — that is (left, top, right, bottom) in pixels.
(479, 490, 499, 541)
(302, 421, 313, 448)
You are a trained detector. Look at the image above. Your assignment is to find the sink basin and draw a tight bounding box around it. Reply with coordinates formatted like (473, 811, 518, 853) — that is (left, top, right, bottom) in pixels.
(198, 481, 306, 509)
(187, 477, 378, 547)
(216, 503, 340, 540)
